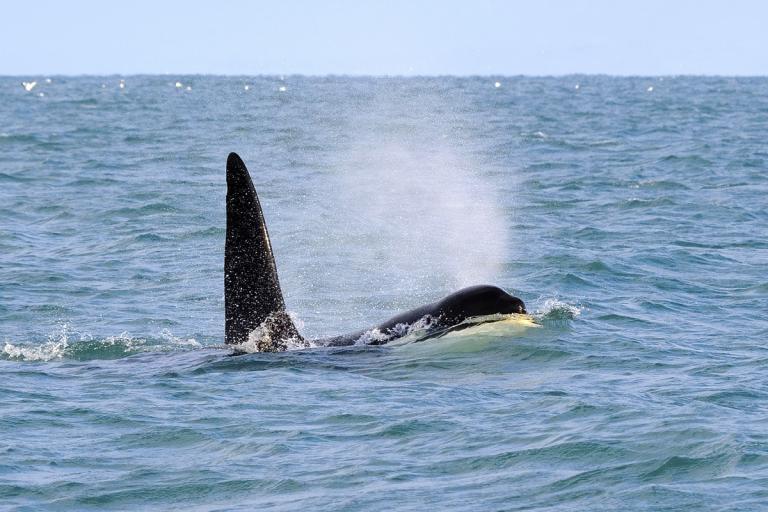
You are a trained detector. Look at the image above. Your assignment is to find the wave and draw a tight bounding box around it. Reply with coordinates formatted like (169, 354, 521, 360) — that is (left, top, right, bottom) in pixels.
(4, 296, 582, 361)
(103, 203, 179, 219)
(535, 298, 583, 321)
(1, 325, 202, 362)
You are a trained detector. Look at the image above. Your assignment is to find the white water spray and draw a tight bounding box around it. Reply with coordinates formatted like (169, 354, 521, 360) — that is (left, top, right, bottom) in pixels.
(331, 90, 512, 300)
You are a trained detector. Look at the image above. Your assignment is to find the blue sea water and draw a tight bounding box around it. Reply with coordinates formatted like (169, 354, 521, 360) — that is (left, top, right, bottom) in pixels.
(1, 75, 767, 511)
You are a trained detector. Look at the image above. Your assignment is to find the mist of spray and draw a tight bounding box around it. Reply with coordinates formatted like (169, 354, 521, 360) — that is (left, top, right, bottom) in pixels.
(332, 88, 512, 305)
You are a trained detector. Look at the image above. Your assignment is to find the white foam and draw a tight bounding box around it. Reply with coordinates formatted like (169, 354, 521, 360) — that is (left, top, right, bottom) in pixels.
(159, 329, 201, 348)
(231, 312, 313, 353)
(1, 324, 206, 362)
(354, 315, 438, 346)
(2, 339, 68, 361)
(536, 298, 582, 319)
(353, 328, 390, 345)
(234, 332, 312, 354)
(2, 323, 73, 361)
(101, 332, 142, 350)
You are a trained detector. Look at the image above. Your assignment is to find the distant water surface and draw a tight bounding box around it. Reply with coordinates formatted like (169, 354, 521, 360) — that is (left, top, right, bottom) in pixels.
(1, 76, 767, 511)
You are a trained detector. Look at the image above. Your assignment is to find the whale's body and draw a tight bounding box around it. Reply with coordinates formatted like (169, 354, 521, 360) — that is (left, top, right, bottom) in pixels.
(224, 152, 527, 352)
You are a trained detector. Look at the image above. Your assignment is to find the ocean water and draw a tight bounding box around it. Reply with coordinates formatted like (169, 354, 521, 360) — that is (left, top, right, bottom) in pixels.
(1, 75, 767, 511)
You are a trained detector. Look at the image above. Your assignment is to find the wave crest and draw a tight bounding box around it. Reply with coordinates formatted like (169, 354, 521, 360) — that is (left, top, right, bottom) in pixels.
(1, 325, 201, 362)
(536, 298, 583, 320)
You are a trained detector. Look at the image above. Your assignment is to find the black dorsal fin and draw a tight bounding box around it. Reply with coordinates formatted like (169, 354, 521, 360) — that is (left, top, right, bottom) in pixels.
(225, 152, 295, 345)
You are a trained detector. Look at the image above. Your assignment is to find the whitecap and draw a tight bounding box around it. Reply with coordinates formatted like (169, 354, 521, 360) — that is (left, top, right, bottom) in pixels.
(536, 298, 582, 320)
(159, 328, 201, 348)
(2, 339, 68, 361)
(2, 323, 73, 361)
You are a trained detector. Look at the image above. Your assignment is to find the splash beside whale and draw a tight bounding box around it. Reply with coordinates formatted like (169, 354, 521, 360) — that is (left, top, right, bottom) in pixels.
(224, 152, 530, 352)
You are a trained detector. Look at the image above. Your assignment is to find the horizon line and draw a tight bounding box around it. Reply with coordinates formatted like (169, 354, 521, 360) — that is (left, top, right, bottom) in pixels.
(2, 72, 768, 79)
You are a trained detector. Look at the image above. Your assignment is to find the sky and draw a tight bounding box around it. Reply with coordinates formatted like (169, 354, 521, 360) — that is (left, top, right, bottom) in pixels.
(1, 0, 766, 76)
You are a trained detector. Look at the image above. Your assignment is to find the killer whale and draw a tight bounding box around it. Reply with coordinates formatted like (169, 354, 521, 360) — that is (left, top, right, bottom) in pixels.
(224, 152, 527, 351)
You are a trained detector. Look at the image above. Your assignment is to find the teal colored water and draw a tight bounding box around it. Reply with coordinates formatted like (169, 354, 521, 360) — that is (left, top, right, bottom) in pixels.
(1, 76, 767, 511)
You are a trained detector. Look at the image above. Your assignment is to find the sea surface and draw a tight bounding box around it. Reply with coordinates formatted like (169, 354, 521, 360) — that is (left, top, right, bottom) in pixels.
(1, 76, 767, 511)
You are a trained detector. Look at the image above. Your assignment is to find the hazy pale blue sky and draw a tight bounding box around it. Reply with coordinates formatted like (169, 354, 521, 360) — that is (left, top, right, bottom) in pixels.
(1, 0, 766, 76)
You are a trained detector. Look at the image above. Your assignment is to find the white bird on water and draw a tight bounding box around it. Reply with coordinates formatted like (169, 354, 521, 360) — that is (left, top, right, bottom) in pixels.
(22, 81, 37, 92)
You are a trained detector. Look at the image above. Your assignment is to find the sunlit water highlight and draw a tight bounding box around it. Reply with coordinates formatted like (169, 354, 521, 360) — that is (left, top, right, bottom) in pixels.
(1, 76, 767, 511)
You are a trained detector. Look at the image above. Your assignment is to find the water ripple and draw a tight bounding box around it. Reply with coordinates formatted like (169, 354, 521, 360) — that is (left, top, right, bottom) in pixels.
(1, 76, 767, 511)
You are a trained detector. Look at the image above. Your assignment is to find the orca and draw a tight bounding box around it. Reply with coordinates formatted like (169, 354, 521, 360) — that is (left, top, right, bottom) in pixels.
(224, 152, 527, 352)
